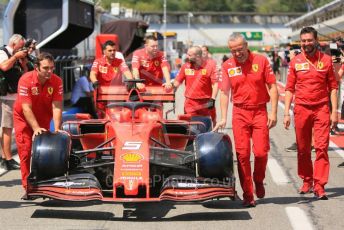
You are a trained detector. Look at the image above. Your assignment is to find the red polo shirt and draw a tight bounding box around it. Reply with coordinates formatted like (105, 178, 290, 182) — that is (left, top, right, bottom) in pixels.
(14, 71, 63, 131)
(91, 55, 129, 86)
(175, 59, 217, 99)
(131, 48, 169, 85)
(220, 51, 276, 105)
(285, 51, 337, 106)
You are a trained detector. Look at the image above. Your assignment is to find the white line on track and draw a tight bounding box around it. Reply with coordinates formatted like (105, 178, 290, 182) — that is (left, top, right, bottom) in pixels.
(329, 141, 344, 159)
(267, 157, 291, 184)
(285, 207, 314, 230)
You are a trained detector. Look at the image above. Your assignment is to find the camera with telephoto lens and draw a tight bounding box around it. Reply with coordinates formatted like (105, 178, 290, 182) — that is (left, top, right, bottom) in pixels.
(330, 38, 343, 63)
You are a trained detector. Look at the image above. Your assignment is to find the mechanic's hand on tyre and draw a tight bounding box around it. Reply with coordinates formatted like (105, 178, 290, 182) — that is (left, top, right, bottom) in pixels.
(212, 119, 226, 132)
(32, 127, 47, 139)
(207, 98, 216, 109)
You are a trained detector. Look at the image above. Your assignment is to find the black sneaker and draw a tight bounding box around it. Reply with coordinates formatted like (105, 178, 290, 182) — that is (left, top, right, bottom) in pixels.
(338, 162, 344, 168)
(6, 159, 20, 170)
(0, 158, 7, 170)
(285, 143, 297, 152)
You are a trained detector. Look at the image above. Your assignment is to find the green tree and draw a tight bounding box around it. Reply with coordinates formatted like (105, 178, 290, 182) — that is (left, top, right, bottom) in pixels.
(97, 0, 334, 13)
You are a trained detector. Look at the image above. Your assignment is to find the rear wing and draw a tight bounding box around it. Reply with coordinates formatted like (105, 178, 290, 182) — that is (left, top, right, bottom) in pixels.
(96, 85, 175, 103)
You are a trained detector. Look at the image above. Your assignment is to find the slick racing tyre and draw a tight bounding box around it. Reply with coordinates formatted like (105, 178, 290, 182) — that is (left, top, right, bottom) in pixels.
(195, 132, 234, 180)
(31, 131, 71, 180)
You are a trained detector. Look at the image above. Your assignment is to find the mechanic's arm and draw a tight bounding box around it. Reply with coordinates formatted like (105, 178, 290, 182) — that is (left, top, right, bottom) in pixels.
(89, 70, 98, 84)
(283, 90, 294, 129)
(52, 101, 63, 132)
(211, 82, 219, 99)
(338, 68, 344, 79)
(330, 88, 338, 129)
(132, 67, 140, 80)
(212, 89, 229, 131)
(22, 103, 46, 136)
(172, 79, 182, 90)
(162, 66, 172, 89)
(267, 83, 278, 129)
(123, 69, 133, 80)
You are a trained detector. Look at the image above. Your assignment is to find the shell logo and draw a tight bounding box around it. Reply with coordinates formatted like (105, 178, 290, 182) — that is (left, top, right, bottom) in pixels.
(121, 153, 144, 163)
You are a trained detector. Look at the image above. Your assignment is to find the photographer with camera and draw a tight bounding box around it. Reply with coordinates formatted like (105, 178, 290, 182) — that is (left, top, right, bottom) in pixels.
(23, 38, 37, 71)
(0, 34, 28, 170)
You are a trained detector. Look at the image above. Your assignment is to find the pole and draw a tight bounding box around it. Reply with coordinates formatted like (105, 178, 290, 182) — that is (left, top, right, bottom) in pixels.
(163, 0, 167, 57)
(187, 12, 190, 48)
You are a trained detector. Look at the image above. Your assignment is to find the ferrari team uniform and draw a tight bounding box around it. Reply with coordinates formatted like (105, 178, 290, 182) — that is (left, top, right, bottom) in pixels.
(220, 51, 276, 202)
(285, 51, 337, 193)
(175, 59, 218, 123)
(91, 54, 129, 111)
(131, 48, 169, 85)
(13, 71, 63, 190)
(91, 54, 129, 87)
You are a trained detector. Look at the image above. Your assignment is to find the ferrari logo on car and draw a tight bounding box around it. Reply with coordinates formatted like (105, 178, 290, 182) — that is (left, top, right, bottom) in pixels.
(121, 153, 144, 163)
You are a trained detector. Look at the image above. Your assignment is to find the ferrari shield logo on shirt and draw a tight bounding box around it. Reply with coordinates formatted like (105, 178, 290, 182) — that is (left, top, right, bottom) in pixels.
(227, 67, 242, 77)
(185, 68, 195, 75)
(317, 61, 324, 69)
(113, 67, 118, 73)
(154, 60, 160, 66)
(201, 69, 207, 75)
(48, 87, 54, 95)
(295, 63, 309, 71)
(252, 64, 259, 72)
(99, 66, 108, 73)
(31, 87, 39, 95)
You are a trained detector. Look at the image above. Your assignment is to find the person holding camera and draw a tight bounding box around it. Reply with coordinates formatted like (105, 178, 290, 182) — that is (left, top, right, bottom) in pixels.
(0, 34, 28, 171)
(24, 38, 37, 71)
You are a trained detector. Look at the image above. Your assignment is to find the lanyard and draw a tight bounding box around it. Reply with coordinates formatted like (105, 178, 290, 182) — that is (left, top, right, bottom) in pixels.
(302, 51, 323, 70)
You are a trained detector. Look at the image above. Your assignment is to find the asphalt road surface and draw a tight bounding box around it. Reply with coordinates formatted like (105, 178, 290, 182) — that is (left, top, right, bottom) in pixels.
(1, 83, 344, 230)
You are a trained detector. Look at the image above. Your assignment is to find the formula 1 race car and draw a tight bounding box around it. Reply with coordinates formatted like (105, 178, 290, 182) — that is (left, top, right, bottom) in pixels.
(26, 80, 236, 202)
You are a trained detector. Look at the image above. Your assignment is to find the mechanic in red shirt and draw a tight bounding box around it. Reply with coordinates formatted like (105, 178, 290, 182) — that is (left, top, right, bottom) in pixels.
(173, 46, 218, 124)
(90, 40, 132, 112)
(131, 35, 172, 90)
(284, 27, 338, 200)
(213, 33, 278, 207)
(13, 52, 63, 193)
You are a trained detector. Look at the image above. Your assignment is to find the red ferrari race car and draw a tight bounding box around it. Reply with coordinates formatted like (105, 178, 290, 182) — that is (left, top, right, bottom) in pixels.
(26, 80, 236, 202)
